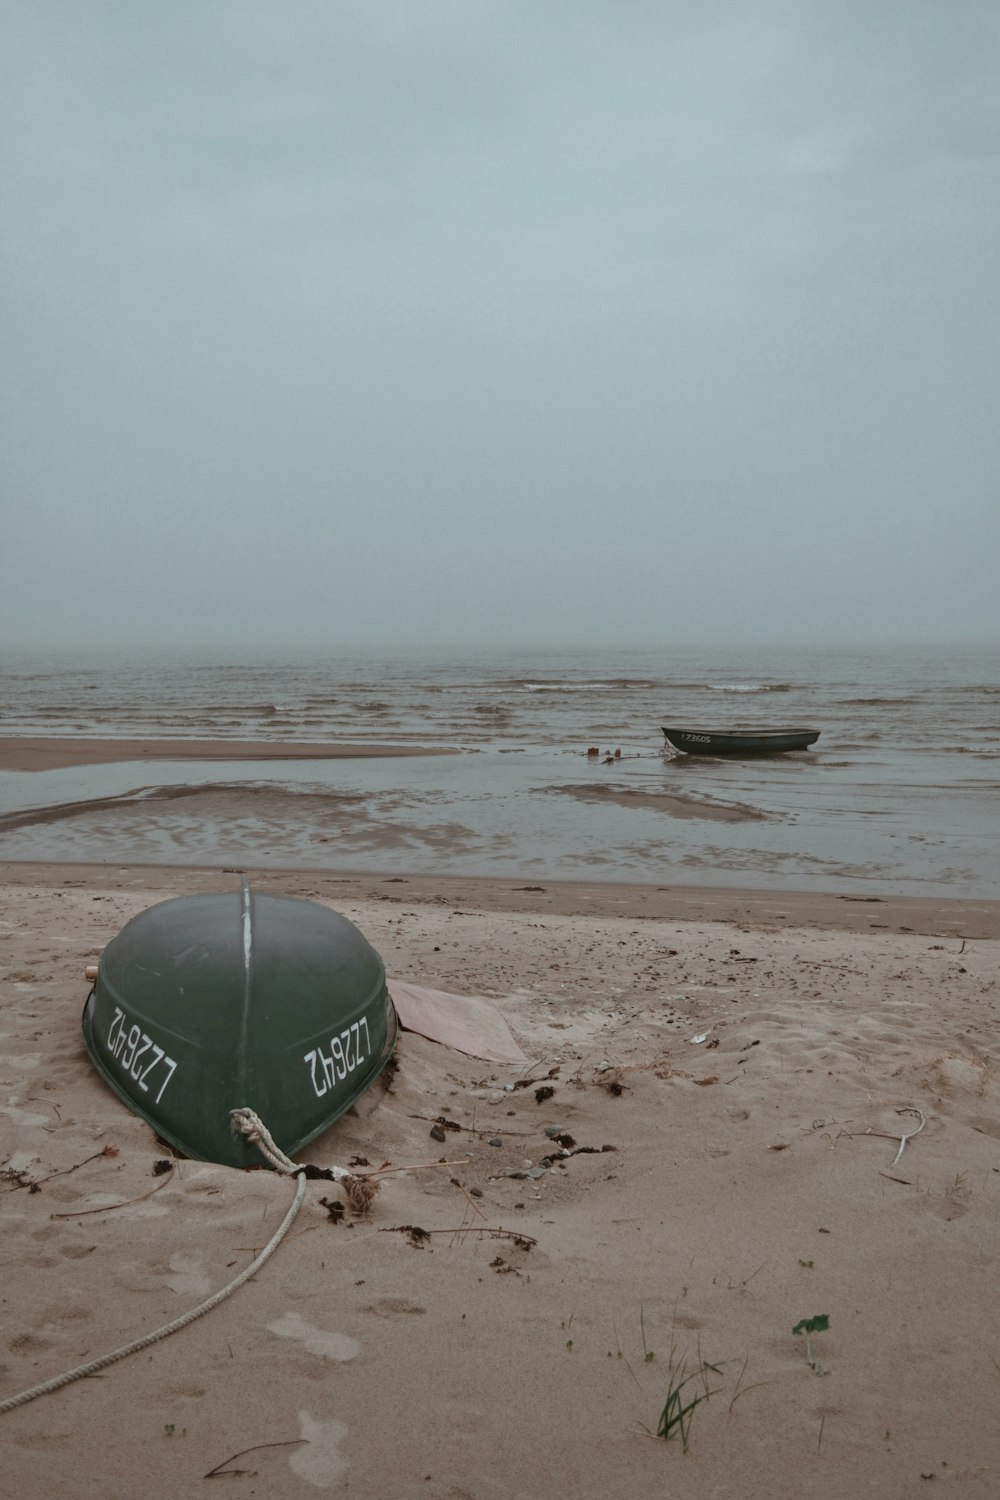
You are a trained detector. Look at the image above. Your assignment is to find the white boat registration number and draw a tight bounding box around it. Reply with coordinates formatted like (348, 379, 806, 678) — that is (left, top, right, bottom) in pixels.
(305, 1017, 371, 1097)
(106, 1005, 178, 1103)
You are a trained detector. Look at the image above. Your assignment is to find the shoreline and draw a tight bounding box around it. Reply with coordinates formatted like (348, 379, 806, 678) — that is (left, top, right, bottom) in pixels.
(1, 732, 995, 906)
(2, 859, 997, 938)
(0, 735, 457, 772)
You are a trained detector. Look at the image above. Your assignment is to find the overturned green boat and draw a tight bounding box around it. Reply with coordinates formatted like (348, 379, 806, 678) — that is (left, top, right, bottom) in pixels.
(82, 881, 397, 1169)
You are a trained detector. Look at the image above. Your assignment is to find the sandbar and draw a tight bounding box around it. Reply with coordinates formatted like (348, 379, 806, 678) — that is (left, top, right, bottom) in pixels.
(0, 735, 456, 772)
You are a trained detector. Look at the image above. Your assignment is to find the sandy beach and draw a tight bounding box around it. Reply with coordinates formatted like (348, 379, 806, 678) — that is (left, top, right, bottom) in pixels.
(1, 852, 998, 1499)
(0, 737, 456, 773)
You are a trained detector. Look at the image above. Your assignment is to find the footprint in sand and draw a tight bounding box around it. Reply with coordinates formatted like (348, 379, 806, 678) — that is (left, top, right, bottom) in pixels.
(5, 1151, 38, 1174)
(31, 1302, 92, 1338)
(0, 1102, 50, 1130)
(162, 1382, 207, 1400)
(363, 1297, 427, 1319)
(290, 1413, 349, 1488)
(166, 1253, 212, 1297)
(267, 1311, 360, 1363)
(58, 1242, 98, 1260)
(9, 1332, 55, 1355)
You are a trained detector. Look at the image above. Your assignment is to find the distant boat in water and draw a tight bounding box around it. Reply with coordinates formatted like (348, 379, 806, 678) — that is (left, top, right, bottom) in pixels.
(661, 727, 821, 756)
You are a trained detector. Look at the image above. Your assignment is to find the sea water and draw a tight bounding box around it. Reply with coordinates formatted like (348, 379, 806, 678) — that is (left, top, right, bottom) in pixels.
(0, 643, 997, 896)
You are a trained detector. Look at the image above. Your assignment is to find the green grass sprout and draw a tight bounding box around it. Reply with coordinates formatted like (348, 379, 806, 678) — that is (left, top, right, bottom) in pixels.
(728, 1352, 772, 1413)
(652, 1358, 723, 1451)
(792, 1313, 830, 1369)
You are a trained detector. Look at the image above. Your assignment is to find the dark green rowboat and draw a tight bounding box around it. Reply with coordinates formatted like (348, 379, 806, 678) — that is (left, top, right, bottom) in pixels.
(82, 881, 397, 1169)
(661, 726, 820, 756)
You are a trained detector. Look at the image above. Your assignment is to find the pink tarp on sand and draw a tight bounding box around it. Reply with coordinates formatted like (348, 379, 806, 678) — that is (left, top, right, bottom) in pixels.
(387, 979, 530, 1065)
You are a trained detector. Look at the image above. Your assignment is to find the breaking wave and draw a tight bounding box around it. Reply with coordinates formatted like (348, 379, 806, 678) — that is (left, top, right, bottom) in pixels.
(708, 682, 792, 694)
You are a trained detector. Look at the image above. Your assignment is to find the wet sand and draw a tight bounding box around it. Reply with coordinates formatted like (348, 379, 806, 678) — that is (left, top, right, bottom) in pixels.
(1, 858, 998, 1497)
(2, 734, 995, 899)
(548, 781, 768, 822)
(0, 735, 456, 772)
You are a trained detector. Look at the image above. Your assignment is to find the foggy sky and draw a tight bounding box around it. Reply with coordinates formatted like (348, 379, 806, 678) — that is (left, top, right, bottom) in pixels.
(2, 1, 998, 653)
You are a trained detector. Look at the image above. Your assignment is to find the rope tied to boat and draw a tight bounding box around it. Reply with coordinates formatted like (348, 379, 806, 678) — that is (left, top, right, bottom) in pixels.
(230, 1106, 350, 1178)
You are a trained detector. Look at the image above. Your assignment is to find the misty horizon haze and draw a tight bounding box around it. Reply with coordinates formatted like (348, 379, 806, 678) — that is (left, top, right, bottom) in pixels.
(2, 3, 998, 658)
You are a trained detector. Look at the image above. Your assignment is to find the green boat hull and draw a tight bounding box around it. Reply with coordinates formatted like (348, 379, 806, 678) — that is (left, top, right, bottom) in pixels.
(661, 726, 820, 756)
(82, 882, 397, 1169)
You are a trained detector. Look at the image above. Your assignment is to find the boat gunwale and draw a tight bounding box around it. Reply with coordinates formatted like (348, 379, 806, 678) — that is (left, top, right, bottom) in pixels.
(660, 726, 821, 755)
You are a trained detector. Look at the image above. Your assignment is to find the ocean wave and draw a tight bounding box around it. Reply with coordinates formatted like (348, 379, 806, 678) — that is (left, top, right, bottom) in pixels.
(516, 679, 659, 693)
(0, 673, 52, 682)
(842, 696, 920, 707)
(707, 682, 792, 694)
